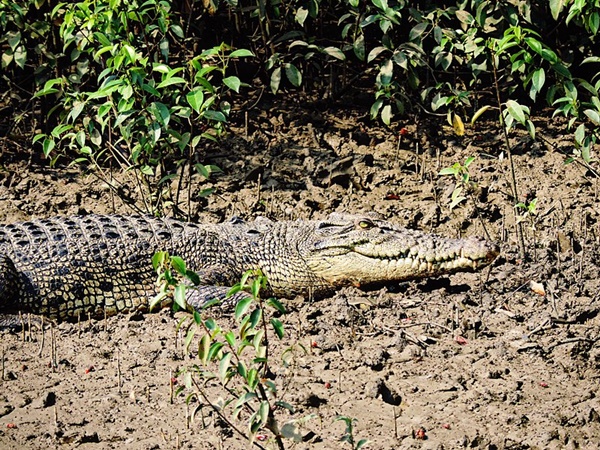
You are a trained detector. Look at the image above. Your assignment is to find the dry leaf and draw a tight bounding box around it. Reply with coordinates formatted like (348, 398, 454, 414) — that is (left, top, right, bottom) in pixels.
(530, 280, 546, 296)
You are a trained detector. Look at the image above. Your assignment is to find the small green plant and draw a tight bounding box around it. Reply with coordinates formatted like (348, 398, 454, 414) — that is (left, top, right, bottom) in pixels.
(438, 156, 476, 210)
(336, 415, 369, 450)
(152, 253, 315, 449)
(515, 197, 538, 231)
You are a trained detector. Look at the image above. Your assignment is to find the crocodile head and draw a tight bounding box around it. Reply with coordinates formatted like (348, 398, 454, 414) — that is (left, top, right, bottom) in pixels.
(298, 213, 499, 288)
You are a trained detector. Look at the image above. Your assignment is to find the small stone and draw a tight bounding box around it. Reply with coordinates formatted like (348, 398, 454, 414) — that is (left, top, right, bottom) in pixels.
(33, 391, 56, 409)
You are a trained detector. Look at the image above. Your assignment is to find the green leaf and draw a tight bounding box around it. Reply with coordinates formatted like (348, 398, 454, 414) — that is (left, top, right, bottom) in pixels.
(202, 110, 227, 122)
(184, 326, 196, 352)
(246, 368, 258, 389)
(140, 165, 154, 176)
(223, 76, 241, 93)
(551, 63, 571, 79)
(42, 138, 55, 157)
(574, 123, 585, 145)
(549, 0, 566, 20)
(271, 318, 284, 339)
(225, 330, 236, 347)
(229, 49, 254, 58)
(185, 87, 204, 113)
(150, 102, 171, 126)
(526, 119, 536, 139)
(249, 308, 262, 329)
(409, 22, 428, 42)
(7, 31, 21, 51)
(266, 297, 287, 314)
(237, 361, 247, 378)
(219, 352, 232, 382)
(356, 439, 370, 449)
(157, 76, 186, 88)
(75, 130, 86, 147)
(371, 0, 387, 10)
(392, 51, 408, 70)
(370, 98, 383, 119)
(540, 47, 558, 64)
(252, 329, 265, 351)
(449, 186, 466, 209)
(381, 104, 392, 125)
(170, 24, 184, 38)
(153, 63, 170, 74)
(471, 105, 492, 124)
(367, 46, 386, 63)
(379, 59, 393, 86)
(353, 34, 365, 61)
(35, 78, 62, 97)
(235, 296, 253, 320)
(455, 10, 474, 25)
(270, 67, 281, 94)
(584, 109, 600, 125)
(195, 163, 210, 178)
(531, 68, 545, 94)
(149, 292, 169, 313)
(14, 46, 26, 69)
(505, 99, 527, 125)
(2, 51, 13, 68)
(199, 334, 210, 364)
(249, 401, 269, 435)
(438, 167, 457, 176)
(251, 278, 261, 298)
(296, 6, 309, 26)
(322, 46, 345, 61)
(589, 12, 600, 34)
(174, 284, 187, 310)
(523, 37, 542, 55)
(51, 124, 72, 138)
(152, 251, 168, 270)
(185, 270, 201, 286)
(207, 342, 224, 361)
(32, 133, 46, 144)
(171, 256, 186, 274)
(285, 63, 302, 87)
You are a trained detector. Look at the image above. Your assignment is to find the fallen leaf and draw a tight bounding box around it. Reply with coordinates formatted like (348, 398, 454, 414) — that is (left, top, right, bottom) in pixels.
(530, 281, 546, 296)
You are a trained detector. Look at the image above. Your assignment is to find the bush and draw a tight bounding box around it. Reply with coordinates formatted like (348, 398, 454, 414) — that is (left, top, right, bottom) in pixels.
(2, 0, 599, 201)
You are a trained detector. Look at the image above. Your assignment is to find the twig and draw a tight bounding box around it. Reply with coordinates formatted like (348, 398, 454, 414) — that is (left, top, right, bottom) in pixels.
(490, 47, 526, 259)
(528, 318, 552, 336)
(380, 324, 429, 349)
(37, 316, 45, 358)
(51, 324, 57, 371)
(545, 337, 595, 352)
(117, 348, 122, 394)
(190, 376, 268, 450)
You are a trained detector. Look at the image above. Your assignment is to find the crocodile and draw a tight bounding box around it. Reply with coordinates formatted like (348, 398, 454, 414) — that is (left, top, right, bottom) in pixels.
(0, 213, 499, 325)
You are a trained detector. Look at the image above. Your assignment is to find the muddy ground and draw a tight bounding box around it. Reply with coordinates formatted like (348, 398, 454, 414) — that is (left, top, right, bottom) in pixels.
(0, 102, 599, 449)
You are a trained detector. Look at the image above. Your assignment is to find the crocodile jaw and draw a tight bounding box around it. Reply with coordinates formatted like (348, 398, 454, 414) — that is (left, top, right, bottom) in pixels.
(304, 234, 499, 287)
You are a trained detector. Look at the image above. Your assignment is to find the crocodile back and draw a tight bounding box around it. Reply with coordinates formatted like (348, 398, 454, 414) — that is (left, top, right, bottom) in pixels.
(0, 215, 198, 320)
(0, 215, 194, 253)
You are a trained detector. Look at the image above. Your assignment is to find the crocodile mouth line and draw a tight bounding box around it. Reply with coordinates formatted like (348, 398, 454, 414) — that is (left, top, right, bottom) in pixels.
(353, 248, 494, 266)
(354, 253, 487, 272)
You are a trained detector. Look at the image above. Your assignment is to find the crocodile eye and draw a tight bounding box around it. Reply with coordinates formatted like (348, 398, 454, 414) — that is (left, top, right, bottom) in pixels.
(357, 219, 374, 229)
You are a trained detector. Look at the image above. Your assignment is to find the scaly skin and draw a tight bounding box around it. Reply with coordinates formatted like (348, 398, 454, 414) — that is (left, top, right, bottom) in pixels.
(0, 213, 499, 324)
